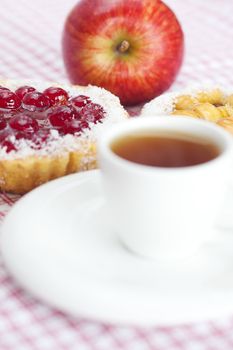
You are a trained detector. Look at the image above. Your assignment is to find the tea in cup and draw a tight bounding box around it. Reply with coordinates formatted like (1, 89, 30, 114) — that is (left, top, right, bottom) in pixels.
(98, 116, 233, 260)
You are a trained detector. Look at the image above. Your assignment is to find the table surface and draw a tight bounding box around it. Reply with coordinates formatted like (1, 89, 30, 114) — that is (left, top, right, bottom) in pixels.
(1, 0, 233, 349)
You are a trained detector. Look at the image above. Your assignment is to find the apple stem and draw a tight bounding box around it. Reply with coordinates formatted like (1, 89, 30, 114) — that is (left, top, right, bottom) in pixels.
(117, 40, 130, 54)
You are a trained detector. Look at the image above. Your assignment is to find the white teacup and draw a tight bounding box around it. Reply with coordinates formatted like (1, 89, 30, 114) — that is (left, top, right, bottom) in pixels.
(98, 116, 233, 261)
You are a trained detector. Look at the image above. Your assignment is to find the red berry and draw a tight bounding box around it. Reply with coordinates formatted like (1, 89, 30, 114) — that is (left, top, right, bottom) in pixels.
(80, 103, 105, 123)
(14, 133, 35, 145)
(15, 86, 36, 100)
(9, 115, 39, 133)
(0, 91, 21, 110)
(22, 92, 50, 112)
(44, 87, 69, 106)
(69, 95, 91, 108)
(0, 119, 7, 130)
(61, 119, 89, 135)
(48, 106, 77, 128)
(1, 139, 17, 153)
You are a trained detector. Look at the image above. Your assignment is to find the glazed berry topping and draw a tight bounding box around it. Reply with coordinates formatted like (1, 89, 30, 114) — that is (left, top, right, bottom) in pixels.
(80, 103, 105, 123)
(15, 86, 36, 100)
(48, 106, 77, 128)
(1, 139, 16, 153)
(9, 115, 39, 133)
(61, 119, 89, 135)
(14, 131, 31, 140)
(44, 87, 69, 106)
(0, 86, 10, 92)
(70, 95, 91, 108)
(0, 85, 107, 153)
(0, 119, 6, 130)
(0, 91, 21, 110)
(22, 92, 50, 112)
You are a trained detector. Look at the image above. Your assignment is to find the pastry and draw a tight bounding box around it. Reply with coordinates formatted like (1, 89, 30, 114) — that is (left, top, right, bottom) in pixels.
(0, 80, 128, 194)
(141, 87, 233, 133)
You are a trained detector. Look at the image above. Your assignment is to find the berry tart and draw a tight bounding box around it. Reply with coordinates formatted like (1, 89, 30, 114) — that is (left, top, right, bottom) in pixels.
(141, 87, 233, 134)
(0, 80, 128, 194)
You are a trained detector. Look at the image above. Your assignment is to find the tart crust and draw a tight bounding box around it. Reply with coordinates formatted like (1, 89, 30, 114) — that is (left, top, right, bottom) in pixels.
(0, 80, 128, 194)
(0, 146, 97, 194)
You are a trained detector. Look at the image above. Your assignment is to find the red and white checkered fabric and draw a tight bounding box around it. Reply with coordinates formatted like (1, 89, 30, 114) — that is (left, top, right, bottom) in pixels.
(1, 0, 233, 348)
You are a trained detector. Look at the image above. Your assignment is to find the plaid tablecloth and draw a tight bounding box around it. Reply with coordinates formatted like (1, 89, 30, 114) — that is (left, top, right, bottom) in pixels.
(1, 0, 233, 349)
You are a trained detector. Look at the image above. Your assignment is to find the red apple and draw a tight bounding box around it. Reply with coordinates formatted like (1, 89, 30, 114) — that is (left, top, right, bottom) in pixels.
(62, 0, 184, 106)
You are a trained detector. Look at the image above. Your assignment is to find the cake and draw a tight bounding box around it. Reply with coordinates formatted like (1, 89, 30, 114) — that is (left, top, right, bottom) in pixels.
(141, 87, 233, 134)
(0, 80, 128, 194)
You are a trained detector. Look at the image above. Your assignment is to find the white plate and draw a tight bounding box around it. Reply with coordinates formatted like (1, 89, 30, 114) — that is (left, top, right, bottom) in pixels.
(2, 170, 233, 326)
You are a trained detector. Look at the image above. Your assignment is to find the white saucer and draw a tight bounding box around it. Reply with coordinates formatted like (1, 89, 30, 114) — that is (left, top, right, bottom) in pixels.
(2, 170, 233, 326)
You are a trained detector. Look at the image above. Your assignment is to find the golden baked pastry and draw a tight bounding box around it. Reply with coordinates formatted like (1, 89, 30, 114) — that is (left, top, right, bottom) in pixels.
(141, 87, 233, 134)
(0, 80, 128, 194)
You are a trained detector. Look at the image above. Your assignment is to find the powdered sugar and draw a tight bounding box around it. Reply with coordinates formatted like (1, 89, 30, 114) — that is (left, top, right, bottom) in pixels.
(141, 92, 178, 116)
(0, 80, 128, 159)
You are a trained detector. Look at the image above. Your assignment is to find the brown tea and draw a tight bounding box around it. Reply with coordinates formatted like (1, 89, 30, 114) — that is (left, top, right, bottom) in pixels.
(111, 132, 220, 167)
